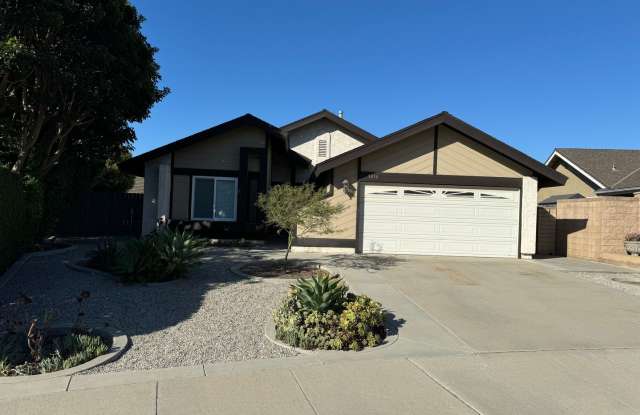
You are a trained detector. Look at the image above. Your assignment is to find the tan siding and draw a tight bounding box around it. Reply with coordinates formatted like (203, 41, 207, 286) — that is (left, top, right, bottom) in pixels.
(361, 129, 434, 173)
(171, 175, 190, 220)
(437, 126, 530, 178)
(289, 119, 365, 165)
(127, 177, 145, 194)
(305, 160, 358, 240)
(173, 126, 265, 170)
(537, 161, 597, 202)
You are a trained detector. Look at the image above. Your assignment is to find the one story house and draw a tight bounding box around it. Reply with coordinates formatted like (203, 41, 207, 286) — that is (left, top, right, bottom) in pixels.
(121, 110, 566, 259)
(539, 148, 640, 204)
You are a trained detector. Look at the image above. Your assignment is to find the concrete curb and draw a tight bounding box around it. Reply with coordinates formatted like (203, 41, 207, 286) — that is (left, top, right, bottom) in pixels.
(64, 260, 114, 279)
(228, 264, 299, 284)
(65, 260, 186, 286)
(0, 327, 129, 384)
(264, 319, 399, 357)
(0, 245, 77, 291)
(259, 260, 400, 356)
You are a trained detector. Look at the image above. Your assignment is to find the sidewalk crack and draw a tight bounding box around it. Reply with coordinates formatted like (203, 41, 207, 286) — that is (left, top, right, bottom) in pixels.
(407, 357, 484, 415)
(289, 369, 319, 415)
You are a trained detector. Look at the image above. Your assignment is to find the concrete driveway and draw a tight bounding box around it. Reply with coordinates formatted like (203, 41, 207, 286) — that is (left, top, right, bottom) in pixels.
(338, 255, 640, 352)
(326, 255, 640, 414)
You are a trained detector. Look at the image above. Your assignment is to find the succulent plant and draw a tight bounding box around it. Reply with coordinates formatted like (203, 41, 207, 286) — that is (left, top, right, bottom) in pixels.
(293, 274, 348, 313)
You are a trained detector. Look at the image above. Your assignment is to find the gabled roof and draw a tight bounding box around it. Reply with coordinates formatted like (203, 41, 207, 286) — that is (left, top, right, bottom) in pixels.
(315, 111, 567, 186)
(120, 114, 283, 176)
(546, 148, 640, 190)
(280, 109, 377, 143)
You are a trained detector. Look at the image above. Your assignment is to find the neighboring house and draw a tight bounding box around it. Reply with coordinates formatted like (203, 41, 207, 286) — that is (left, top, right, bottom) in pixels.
(539, 148, 640, 204)
(121, 110, 566, 259)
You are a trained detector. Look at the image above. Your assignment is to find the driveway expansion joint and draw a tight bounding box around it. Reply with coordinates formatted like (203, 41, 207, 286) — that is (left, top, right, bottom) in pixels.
(289, 369, 320, 415)
(407, 357, 485, 415)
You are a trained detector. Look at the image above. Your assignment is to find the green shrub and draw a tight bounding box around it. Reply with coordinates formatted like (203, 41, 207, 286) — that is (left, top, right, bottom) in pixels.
(39, 351, 64, 373)
(339, 295, 386, 350)
(0, 332, 109, 377)
(113, 237, 162, 282)
(274, 273, 386, 351)
(87, 239, 120, 272)
(293, 274, 348, 313)
(0, 169, 43, 273)
(89, 228, 205, 283)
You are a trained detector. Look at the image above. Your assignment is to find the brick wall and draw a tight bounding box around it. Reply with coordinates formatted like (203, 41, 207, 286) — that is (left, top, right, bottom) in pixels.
(555, 197, 640, 260)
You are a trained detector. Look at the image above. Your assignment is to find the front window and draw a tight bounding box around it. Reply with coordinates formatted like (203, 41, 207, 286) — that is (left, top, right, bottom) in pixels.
(191, 176, 237, 221)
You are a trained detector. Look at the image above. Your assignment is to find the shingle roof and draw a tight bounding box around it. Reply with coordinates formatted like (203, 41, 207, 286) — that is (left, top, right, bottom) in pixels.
(554, 148, 640, 189)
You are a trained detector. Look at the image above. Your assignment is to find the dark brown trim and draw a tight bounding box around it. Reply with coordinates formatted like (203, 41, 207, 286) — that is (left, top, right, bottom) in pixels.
(280, 109, 377, 143)
(293, 238, 356, 248)
(187, 174, 193, 220)
(169, 152, 175, 217)
(173, 168, 239, 177)
(359, 173, 522, 189)
(433, 125, 439, 175)
(314, 112, 566, 186)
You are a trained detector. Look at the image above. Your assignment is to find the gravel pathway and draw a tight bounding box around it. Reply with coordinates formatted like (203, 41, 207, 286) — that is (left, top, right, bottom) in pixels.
(0, 245, 297, 373)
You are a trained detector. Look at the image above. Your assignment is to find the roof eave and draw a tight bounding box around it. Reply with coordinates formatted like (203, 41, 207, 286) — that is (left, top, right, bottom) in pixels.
(595, 186, 640, 196)
(316, 112, 567, 187)
(280, 109, 378, 143)
(545, 150, 606, 189)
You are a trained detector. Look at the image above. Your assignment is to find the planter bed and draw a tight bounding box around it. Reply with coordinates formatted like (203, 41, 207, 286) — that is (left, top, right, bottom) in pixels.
(0, 327, 127, 379)
(1, 245, 297, 374)
(237, 259, 323, 280)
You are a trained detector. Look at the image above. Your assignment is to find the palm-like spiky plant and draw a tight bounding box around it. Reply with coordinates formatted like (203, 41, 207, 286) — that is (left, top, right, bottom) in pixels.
(293, 274, 348, 313)
(152, 228, 206, 279)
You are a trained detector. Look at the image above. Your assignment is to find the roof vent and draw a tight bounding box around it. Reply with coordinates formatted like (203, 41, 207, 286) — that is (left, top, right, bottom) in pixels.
(338, 110, 344, 119)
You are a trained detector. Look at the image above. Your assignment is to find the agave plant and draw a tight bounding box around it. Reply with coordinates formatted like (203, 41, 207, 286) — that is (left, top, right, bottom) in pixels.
(293, 274, 348, 313)
(112, 238, 160, 282)
(151, 228, 206, 279)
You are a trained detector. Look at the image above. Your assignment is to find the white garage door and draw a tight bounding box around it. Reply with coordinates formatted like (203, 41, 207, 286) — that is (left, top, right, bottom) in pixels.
(361, 184, 520, 258)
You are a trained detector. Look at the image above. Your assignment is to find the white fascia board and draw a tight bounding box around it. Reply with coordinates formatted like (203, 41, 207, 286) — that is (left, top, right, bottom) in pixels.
(545, 150, 606, 189)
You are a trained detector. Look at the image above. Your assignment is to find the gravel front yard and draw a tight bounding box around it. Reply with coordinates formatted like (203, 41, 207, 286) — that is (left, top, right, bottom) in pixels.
(0, 245, 297, 373)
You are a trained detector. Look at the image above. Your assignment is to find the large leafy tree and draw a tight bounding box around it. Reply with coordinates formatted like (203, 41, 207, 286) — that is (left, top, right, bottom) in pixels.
(0, 0, 168, 178)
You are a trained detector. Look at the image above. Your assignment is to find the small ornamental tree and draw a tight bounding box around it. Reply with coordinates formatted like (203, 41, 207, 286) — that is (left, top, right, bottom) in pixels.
(257, 184, 344, 271)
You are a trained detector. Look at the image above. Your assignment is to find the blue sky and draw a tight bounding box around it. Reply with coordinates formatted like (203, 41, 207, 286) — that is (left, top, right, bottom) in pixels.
(129, 0, 639, 162)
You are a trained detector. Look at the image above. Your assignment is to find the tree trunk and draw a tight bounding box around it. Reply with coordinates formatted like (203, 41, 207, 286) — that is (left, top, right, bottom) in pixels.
(284, 232, 294, 273)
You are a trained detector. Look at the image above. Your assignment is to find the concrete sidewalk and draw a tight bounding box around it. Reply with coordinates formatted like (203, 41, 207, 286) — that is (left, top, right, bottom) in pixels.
(6, 348, 640, 415)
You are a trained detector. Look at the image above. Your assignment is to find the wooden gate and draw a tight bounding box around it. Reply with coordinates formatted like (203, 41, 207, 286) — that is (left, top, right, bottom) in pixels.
(56, 192, 143, 237)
